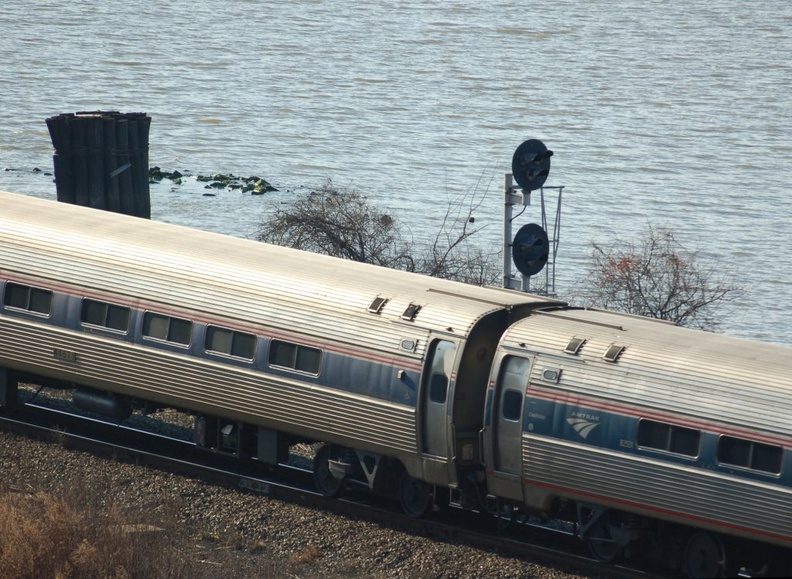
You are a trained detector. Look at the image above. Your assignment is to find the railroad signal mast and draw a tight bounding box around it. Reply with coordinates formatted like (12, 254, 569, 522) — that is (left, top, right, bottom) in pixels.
(503, 139, 563, 296)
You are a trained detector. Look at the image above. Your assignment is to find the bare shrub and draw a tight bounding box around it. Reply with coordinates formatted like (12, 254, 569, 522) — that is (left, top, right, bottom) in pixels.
(256, 179, 501, 285)
(580, 225, 743, 330)
(256, 180, 415, 270)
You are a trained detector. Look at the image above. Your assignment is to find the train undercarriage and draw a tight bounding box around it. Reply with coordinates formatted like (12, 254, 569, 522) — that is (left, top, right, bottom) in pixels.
(562, 502, 786, 578)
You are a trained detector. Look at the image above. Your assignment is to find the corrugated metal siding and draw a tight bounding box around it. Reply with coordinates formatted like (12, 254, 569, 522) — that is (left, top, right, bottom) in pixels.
(523, 435, 792, 543)
(0, 317, 417, 453)
(503, 309, 792, 439)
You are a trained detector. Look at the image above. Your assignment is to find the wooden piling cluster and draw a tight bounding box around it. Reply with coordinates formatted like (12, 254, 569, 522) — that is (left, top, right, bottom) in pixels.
(46, 111, 151, 218)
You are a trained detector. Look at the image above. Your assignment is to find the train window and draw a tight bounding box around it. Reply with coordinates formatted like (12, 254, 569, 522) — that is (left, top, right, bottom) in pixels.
(205, 326, 256, 360)
(501, 389, 523, 421)
(3, 282, 53, 315)
(717, 436, 782, 474)
(106, 305, 130, 331)
(169, 318, 192, 344)
(296, 346, 321, 373)
(637, 419, 700, 457)
(269, 339, 321, 374)
(753, 443, 783, 474)
(429, 373, 448, 403)
(426, 340, 456, 405)
(718, 436, 750, 466)
(3, 284, 27, 309)
(142, 312, 193, 346)
(81, 299, 130, 332)
(670, 426, 700, 456)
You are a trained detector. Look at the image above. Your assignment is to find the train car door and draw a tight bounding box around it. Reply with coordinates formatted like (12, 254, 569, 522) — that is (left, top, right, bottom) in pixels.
(487, 354, 532, 501)
(421, 339, 456, 460)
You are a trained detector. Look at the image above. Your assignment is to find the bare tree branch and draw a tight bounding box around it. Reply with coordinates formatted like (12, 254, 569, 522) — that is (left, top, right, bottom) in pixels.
(255, 179, 501, 285)
(582, 225, 743, 330)
(415, 174, 500, 283)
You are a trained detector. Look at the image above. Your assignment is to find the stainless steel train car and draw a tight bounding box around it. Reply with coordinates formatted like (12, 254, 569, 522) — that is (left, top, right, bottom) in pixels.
(482, 308, 792, 576)
(0, 189, 558, 514)
(2, 190, 791, 576)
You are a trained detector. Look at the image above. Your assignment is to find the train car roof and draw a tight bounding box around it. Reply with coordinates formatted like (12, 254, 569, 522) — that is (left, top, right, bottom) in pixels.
(0, 191, 560, 354)
(501, 307, 792, 440)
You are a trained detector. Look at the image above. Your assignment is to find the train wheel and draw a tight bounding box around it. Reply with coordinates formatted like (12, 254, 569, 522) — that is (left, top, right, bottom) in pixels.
(399, 473, 433, 518)
(586, 515, 621, 563)
(683, 531, 726, 578)
(312, 445, 343, 497)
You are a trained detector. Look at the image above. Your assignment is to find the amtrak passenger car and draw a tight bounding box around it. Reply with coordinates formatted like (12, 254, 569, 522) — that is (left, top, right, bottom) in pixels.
(0, 190, 558, 515)
(483, 308, 792, 575)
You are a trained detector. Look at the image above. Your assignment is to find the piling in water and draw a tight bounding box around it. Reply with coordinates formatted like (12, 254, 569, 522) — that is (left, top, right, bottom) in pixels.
(46, 111, 151, 218)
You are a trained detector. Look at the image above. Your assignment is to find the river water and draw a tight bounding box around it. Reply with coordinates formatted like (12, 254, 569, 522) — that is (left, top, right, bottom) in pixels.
(1, 0, 790, 344)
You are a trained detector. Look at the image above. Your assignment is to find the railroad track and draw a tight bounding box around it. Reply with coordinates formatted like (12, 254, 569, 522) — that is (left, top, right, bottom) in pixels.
(1, 401, 665, 579)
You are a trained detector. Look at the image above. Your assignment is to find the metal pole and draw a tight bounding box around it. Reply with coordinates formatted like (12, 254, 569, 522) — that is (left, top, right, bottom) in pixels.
(503, 173, 514, 288)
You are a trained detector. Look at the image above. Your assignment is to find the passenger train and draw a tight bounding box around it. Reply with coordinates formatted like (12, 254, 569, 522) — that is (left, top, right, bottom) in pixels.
(1, 190, 791, 577)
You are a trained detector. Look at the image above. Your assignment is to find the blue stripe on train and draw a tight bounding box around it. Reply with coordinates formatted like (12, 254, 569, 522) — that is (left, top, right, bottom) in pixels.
(523, 396, 792, 486)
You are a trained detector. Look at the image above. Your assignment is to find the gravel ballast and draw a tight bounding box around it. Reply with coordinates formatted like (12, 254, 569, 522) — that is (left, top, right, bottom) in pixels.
(0, 430, 591, 578)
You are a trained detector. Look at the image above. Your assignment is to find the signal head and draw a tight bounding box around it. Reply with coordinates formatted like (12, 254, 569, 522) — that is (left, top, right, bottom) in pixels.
(511, 139, 553, 191)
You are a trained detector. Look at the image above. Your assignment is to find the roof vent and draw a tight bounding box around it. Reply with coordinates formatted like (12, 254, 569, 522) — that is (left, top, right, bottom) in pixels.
(368, 296, 388, 314)
(602, 344, 625, 362)
(564, 337, 586, 355)
(401, 303, 421, 321)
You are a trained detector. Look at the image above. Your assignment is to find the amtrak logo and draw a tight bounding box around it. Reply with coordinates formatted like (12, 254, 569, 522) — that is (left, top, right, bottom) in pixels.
(567, 417, 600, 439)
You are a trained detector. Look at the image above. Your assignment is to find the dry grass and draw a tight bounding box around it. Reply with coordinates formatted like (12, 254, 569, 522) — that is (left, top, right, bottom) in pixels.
(0, 443, 329, 579)
(0, 475, 302, 579)
(290, 544, 324, 565)
(1, 395, 335, 578)
(0, 483, 195, 579)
